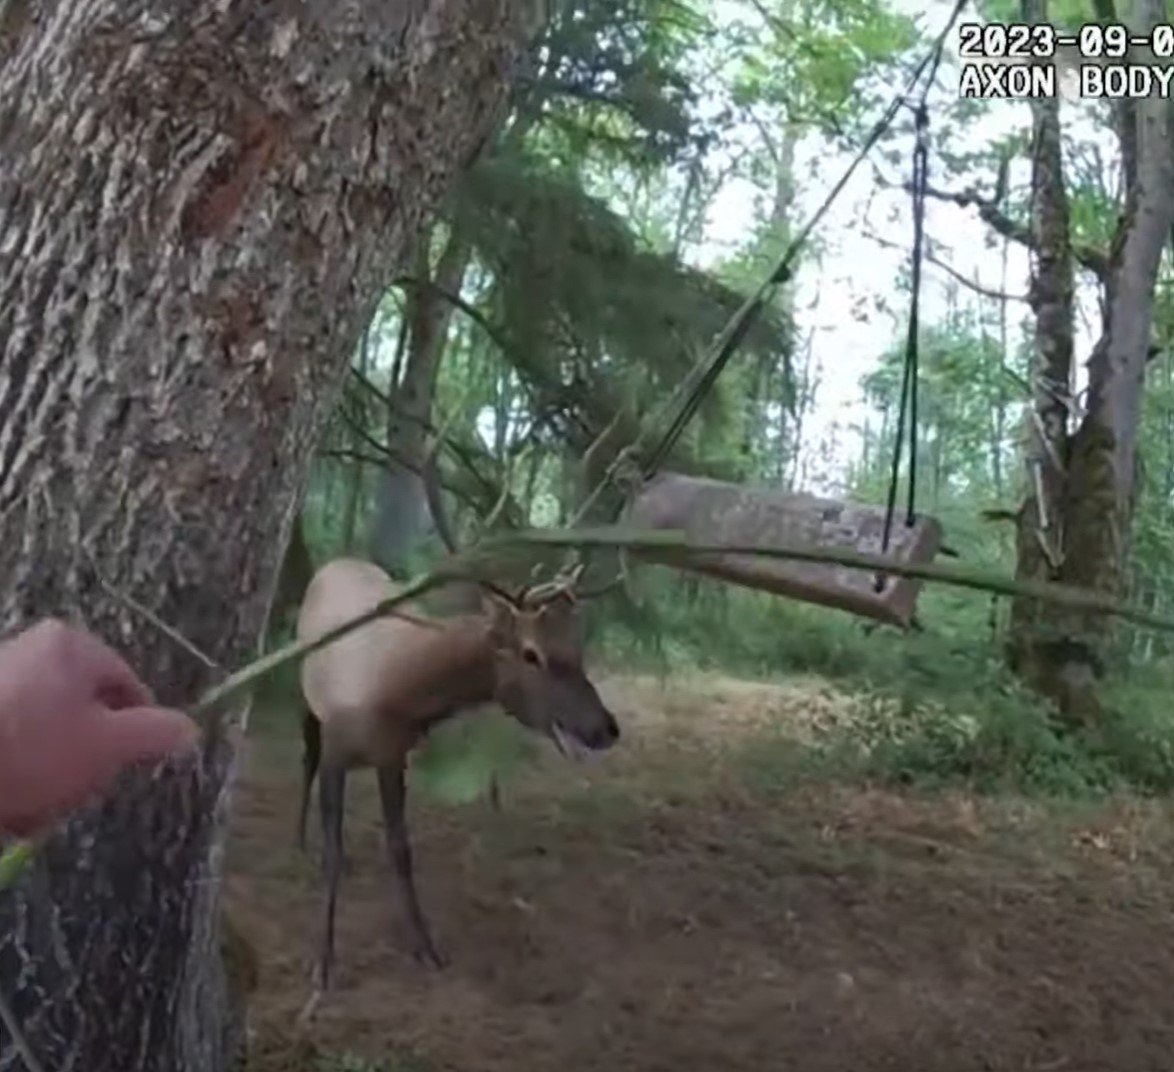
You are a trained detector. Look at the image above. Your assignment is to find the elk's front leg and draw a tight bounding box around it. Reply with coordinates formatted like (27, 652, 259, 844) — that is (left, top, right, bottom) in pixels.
(377, 760, 446, 969)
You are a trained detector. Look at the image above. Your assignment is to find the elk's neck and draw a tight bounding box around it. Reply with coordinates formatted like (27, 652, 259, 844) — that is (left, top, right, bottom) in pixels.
(411, 614, 497, 718)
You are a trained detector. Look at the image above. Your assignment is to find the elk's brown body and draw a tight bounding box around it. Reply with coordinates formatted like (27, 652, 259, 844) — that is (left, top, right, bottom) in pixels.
(295, 556, 619, 987)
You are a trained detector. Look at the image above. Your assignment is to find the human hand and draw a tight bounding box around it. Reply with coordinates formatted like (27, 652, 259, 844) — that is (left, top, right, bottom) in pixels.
(0, 619, 198, 839)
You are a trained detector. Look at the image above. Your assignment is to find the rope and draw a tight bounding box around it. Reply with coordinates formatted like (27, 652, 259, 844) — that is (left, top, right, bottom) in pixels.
(876, 2, 964, 592)
(880, 102, 930, 560)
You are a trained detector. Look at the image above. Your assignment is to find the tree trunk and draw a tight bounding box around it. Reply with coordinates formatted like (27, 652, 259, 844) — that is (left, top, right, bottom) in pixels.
(1059, 60, 1174, 662)
(991, 237, 1010, 501)
(370, 229, 471, 571)
(271, 514, 315, 634)
(784, 329, 817, 490)
(931, 427, 945, 509)
(341, 326, 375, 552)
(1009, 0, 1174, 721)
(0, 2, 536, 1070)
(1007, 1, 1080, 714)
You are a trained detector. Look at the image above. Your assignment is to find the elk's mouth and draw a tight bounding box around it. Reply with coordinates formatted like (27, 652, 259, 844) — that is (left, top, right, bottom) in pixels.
(550, 722, 593, 762)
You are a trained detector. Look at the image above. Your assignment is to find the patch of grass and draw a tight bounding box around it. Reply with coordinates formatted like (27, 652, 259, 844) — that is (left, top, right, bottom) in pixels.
(547, 778, 646, 831)
(601, 575, 1174, 799)
(314, 1050, 436, 1072)
(727, 660, 1174, 799)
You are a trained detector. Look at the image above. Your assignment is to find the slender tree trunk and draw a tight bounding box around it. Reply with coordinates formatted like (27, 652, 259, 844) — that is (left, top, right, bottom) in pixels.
(371, 229, 471, 571)
(1008, 3, 1079, 712)
(739, 358, 766, 465)
(766, 107, 800, 484)
(0, 3, 536, 1070)
(992, 238, 1011, 500)
(388, 301, 411, 396)
(341, 326, 375, 552)
(931, 427, 945, 509)
(494, 366, 514, 459)
(785, 329, 817, 490)
(271, 515, 314, 633)
(1059, 58, 1174, 667)
(1009, 0, 1174, 721)
(1164, 347, 1174, 505)
(522, 445, 542, 519)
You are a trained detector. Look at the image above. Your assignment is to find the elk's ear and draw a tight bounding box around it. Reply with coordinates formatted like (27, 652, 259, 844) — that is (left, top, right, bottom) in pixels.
(481, 590, 519, 649)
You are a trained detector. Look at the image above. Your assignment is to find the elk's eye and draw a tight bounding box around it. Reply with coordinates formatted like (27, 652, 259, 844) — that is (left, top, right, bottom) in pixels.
(522, 647, 541, 666)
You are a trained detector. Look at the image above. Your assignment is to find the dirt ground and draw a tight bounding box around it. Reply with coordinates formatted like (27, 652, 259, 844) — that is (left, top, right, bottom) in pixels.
(227, 672, 1174, 1072)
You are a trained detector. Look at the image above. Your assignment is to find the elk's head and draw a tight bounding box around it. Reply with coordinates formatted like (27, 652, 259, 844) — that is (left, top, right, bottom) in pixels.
(482, 568, 620, 758)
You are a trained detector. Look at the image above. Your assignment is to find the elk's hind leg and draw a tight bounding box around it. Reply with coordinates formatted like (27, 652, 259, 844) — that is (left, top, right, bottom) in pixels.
(314, 759, 347, 991)
(377, 760, 446, 969)
(296, 707, 320, 852)
(298, 709, 353, 874)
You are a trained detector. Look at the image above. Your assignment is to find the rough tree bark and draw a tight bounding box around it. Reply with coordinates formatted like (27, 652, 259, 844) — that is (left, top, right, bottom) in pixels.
(1008, 9, 1077, 703)
(1009, 0, 1174, 721)
(0, 2, 538, 1070)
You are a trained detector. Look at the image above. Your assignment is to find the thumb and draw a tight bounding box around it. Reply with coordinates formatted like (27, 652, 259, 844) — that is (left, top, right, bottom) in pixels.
(91, 705, 200, 783)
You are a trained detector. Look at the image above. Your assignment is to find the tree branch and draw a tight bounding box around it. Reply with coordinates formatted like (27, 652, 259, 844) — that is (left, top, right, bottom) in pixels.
(917, 181, 1110, 278)
(394, 275, 510, 354)
(320, 447, 389, 468)
(321, 444, 504, 526)
(928, 248, 1027, 302)
(343, 372, 505, 504)
(349, 364, 393, 410)
(864, 227, 1029, 302)
(390, 274, 560, 440)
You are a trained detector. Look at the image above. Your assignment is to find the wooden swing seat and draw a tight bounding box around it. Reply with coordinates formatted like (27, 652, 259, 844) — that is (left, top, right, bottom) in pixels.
(624, 471, 942, 629)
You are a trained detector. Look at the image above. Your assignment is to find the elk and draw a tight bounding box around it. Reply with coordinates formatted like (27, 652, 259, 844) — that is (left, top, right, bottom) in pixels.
(294, 555, 620, 988)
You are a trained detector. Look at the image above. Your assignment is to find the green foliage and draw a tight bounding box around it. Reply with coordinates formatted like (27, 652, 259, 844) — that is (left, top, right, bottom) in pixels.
(842, 677, 1118, 797)
(314, 1051, 435, 1072)
(603, 570, 1174, 798)
(522, 0, 711, 168)
(978, 0, 1114, 32)
(451, 149, 792, 431)
(249, 631, 304, 720)
(1066, 182, 1118, 253)
(726, 0, 917, 134)
(854, 310, 1026, 510)
(410, 710, 539, 804)
(852, 659, 1174, 797)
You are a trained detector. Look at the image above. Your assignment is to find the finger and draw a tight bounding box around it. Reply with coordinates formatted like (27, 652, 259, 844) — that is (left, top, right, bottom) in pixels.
(0, 707, 198, 841)
(93, 706, 200, 777)
(0, 808, 44, 841)
(51, 621, 155, 710)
